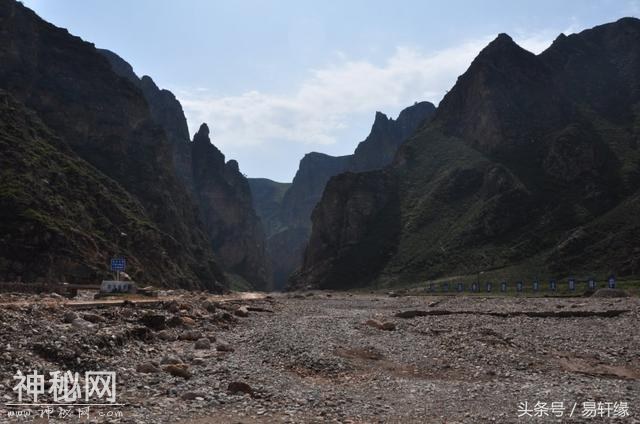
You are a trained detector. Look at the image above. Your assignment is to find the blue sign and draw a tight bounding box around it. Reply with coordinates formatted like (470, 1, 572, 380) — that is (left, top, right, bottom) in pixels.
(457, 282, 464, 292)
(516, 281, 523, 292)
(471, 282, 478, 292)
(568, 278, 576, 291)
(486, 282, 492, 292)
(442, 283, 449, 292)
(588, 278, 596, 290)
(549, 279, 557, 292)
(500, 281, 507, 292)
(533, 280, 540, 292)
(110, 257, 126, 272)
(608, 276, 616, 289)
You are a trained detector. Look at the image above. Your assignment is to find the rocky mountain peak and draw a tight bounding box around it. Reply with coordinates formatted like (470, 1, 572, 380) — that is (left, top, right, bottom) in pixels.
(372, 111, 390, 127)
(193, 123, 211, 144)
(472, 32, 537, 69)
(140, 75, 160, 91)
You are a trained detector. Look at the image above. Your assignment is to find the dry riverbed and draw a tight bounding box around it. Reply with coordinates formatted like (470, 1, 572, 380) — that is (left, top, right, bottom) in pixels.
(0, 291, 638, 423)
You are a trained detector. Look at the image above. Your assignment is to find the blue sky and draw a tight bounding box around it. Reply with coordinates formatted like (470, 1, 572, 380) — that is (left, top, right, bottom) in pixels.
(23, 0, 640, 182)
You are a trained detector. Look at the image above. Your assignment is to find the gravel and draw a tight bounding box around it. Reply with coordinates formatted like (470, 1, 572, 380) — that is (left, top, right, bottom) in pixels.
(0, 292, 637, 423)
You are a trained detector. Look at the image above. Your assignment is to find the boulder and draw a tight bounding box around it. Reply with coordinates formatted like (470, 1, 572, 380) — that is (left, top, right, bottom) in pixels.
(181, 391, 207, 400)
(62, 311, 78, 323)
(381, 322, 396, 331)
(160, 355, 182, 365)
(216, 341, 234, 352)
(365, 319, 384, 329)
(194, 338, 211, 350)
(227, 381, 252, 395)
(157, 330, 177, 341)
(163, 364, 191, 379)
(140, 314, 166, 330)
(178, 330, 202, 341)
(234, 306, 249, 317)
(136, 363, 161, 373)
(71, 318, 94, 330)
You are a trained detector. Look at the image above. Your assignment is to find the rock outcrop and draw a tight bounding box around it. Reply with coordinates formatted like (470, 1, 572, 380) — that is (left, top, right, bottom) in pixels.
(99, 50, 271, 290)
(191, 125, 271, 290)
(292, 18, 640, 289)
(251, 102, 435, 289)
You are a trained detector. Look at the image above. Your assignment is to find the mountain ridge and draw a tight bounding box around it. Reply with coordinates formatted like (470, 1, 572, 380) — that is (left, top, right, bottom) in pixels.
(291, 18, 640, 290)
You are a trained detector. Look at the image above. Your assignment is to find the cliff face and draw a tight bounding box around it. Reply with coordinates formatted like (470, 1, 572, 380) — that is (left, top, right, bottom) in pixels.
(191, 125, 271, 290)
(292, 18, 640, 289)
(349, 102, 436, 172)
(99, 50, 271, 290)
(98, 49, 195, 191)
(0, 0, 224, 289)
(0, 0, 271, 290)
(251, 102, 435, 289)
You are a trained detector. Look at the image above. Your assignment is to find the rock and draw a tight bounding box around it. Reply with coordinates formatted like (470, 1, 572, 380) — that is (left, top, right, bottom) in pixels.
(234, 306, 249, 317)
(213, 311, 237, 323)
(129, 326, 155, 342)
(181, 391, 207, 400)
(191, 358, 206, 366)
(160, 355, 182, 365)
(203, 301, 218, 313)
(71, 318, 94, 329)
(190, 123, 271, 290)
(136, 363, 161, 373)
(181, 316, 196, 326)
(365, 319, 395, 331)
(165, 300, 180, 313)
(82, 313, 104, 323)
(178, 330, 202, 341)
(592, 288, 630, 298)
(381, 322, 396, 331)
(140, 314, 166, 330)
(163, 364, 191, 379)
(194, 338, 211, 350)
(62, 311, 78, 323)
(227, 381, 252, 395)
(157, 330, 177, 341)
(216, 341, 234, 352)
(167, 316, 183, 327)
(365, 319, 384, 329)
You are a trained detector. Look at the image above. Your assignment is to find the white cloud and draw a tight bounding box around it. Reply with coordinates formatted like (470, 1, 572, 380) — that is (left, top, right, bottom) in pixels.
(178, 33, 554, 152)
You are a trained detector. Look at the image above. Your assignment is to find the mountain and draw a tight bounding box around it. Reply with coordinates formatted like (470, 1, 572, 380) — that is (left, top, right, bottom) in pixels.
(191, 124, 271, 290)
(99, 49, 272, 290)
(291, 18, 640, 290)
(248, 178, 291, 237)
(0, 0, 225, 289)
(0, 0, 269, 290)
(251, 102, 435, 289)
(349, 102, 436, 172)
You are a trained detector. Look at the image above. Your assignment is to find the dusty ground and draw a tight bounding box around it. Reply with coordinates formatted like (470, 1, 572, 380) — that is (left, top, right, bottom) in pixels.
(0, 291, 638, 423)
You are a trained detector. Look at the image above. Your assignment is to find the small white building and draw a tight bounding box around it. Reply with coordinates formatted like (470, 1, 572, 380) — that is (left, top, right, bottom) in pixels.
(100, 280, 137, 294)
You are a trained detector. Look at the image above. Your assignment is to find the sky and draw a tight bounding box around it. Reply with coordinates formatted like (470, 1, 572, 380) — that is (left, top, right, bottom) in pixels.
(23, 0, 640, 182)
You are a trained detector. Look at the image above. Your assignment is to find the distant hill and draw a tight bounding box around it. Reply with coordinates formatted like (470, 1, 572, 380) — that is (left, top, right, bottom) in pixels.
(291, 18, 640, 289)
